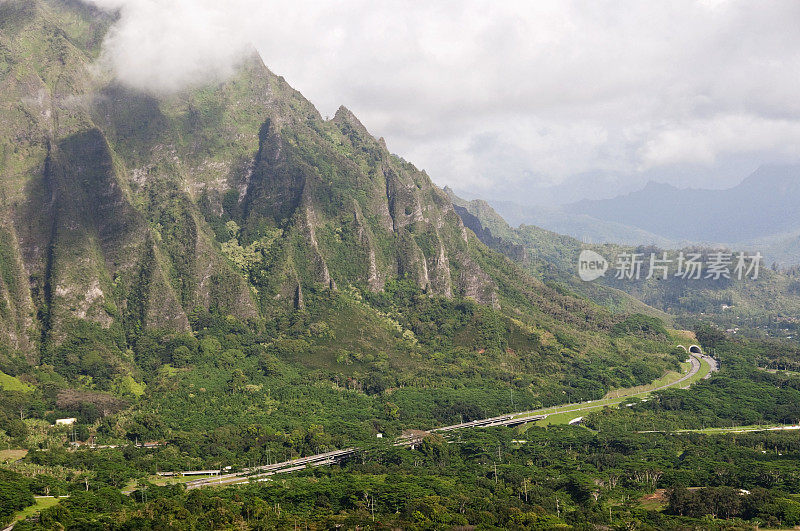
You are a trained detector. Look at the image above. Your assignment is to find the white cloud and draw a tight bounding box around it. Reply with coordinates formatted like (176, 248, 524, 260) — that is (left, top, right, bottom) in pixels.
(85, 0, 800, 200)
(641, 115, 800, 169)
(85, 0, 256, 93)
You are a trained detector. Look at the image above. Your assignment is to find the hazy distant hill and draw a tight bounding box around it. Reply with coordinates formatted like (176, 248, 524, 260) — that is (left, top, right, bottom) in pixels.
(490, 200, 685, 248)
(573, 165, 800, 242)
(489, 165, 800, 266)
(446, 188, 800, 329)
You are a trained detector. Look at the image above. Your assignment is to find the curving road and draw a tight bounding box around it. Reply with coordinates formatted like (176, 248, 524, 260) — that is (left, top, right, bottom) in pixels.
(461, 351, 715, 427)
(181, 350, 716, 489)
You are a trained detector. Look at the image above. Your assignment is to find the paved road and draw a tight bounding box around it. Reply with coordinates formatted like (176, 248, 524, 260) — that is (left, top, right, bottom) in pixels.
(185, 448, 356, 489)
(638, 424, 800, 435)
(182, 351, 714, 489)
(500, 351, 713, 424)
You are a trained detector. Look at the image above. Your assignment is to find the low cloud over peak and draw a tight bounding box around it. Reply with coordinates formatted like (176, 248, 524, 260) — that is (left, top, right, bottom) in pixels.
(85, 0, 800, 201)
(86, 0, 256, 93)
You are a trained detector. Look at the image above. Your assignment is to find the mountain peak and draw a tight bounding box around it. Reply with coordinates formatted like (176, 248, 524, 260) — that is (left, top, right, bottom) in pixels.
(739, 163, 800, 190)
(642, 180, 674, 191)
(333, 105, 364, 127)
(331, 104, 380, 146)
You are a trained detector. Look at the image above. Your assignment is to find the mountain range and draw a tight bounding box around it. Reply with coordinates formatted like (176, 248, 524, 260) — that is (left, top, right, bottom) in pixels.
(0, 0, 493, 358)
(446, 188, 800, 332)
(4, 3, 800, 529)
(488, 165, 800, 266)
(0, 0, 679, 402)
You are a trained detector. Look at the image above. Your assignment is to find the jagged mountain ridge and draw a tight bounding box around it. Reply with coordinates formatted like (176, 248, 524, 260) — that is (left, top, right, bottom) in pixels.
(0, 1, 691, 456)
(0, 0, 499, 363)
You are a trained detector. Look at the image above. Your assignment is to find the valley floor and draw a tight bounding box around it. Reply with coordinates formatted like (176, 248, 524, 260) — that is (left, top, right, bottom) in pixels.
(177, 351, 714, 489)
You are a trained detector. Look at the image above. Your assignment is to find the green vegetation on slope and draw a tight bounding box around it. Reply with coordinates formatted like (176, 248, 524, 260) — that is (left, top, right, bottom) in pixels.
(447, 188, 800, 336)
(3, 2, 800, 529)
(0, 0, 682, 454)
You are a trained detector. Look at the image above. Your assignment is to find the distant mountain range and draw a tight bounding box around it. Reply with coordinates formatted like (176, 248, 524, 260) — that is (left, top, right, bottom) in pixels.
(488, 165, 800, 266)
(445, 188, 800, 328)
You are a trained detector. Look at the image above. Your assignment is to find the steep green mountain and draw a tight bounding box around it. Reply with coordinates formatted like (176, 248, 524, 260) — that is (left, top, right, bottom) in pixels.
(0, 0, 681, 433)
(6, 4, 800, 530)
(447, 188, 800, 334)
(0, 0, 491, 354)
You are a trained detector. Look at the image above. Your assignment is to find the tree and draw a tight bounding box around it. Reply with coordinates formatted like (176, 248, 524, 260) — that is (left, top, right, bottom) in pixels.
(666, 486, 691, 516)
(0, 471, 34, 520)
(172, 345, 193, 367)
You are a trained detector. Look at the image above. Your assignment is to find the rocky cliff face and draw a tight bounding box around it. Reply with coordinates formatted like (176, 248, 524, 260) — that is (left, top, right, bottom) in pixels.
(237, 103, 496, 306)
(0, 0, 497, 364)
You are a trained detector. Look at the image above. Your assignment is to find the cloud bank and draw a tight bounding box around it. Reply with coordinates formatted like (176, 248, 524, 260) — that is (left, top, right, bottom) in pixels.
(86, 0, 257, 92)
(86, 0, 800, 202)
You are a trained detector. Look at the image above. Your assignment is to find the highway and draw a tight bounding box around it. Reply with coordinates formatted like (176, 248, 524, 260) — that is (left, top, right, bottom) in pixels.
(184, 414, 549, 489)
(181, 350, 714, 489)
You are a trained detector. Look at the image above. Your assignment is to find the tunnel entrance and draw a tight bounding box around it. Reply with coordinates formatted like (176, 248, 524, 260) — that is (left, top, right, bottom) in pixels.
(689, 345, 702, 354)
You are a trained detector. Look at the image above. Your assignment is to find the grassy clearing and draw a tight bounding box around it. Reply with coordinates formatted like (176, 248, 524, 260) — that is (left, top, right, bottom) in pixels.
(0, 369, 33, 391)
(603, 361, 691, 399)
(668, 329, 697, 346)
(530, 400, 628, 428)
(638, 489, 667, 511)
(151, 474, 216, 485)
(535, 409, 602, 426)
(0, 448, 28, 463)
(758, 367, 800, 377)
(123, 474, 216, 491)
(11, 496, 62, 524)
(673, 424, 800, 435)
(516, 353, 713, 429)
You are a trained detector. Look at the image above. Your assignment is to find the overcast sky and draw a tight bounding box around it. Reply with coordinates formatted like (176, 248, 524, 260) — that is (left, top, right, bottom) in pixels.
(87, 0, 800, 203)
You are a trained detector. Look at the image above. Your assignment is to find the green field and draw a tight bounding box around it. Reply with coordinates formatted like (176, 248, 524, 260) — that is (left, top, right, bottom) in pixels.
(150, 474, 216, 486)
(669, 328, 697, 346)
(0, 370, 32, 392)
(758, 367, 800, 377)
(511, 352, 713, 428)
(0, 449, 28, 464)
(603, 361, 691, 399)
(122, 473, 217, 493)
(11, 496, 62, 524)
(674, 424, 800, 435)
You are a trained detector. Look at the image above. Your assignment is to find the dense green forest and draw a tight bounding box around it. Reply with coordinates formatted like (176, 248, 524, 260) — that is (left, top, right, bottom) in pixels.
(2, 1, 800, 529)
(4, 403, 800, 529)
(3, 322, 800, 529)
